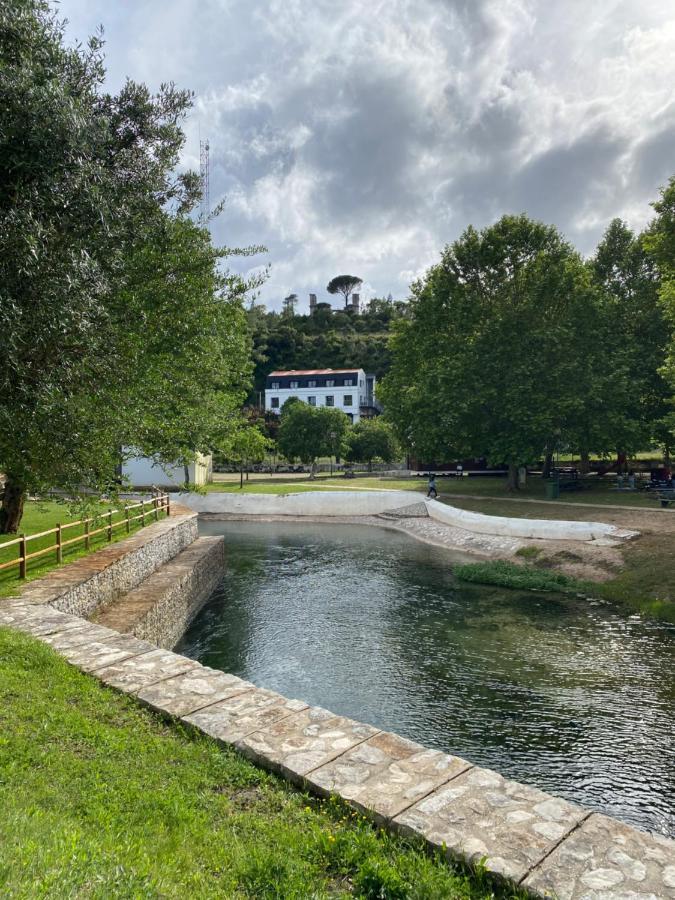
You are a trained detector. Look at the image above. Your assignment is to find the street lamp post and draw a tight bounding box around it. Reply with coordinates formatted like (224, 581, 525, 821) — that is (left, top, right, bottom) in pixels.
(329, 430, 336, 477)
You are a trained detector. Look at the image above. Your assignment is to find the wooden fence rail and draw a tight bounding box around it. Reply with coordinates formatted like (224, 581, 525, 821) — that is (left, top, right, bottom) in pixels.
(0, 494, 170, 581)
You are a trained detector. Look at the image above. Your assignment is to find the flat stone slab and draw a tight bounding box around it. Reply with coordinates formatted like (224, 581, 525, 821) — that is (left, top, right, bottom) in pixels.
(236, 706, 379, 782)
(137, 667, 254, 717)
(0, 601, 84, 636)
(523, 812, 675, 898)
(182, 688, 308, 744)
(393, 765, 587, 883)
(40, 622, 127, 651)
(308, 730, 472, 822)
(58, 639, 150, 673)
(95, 649, 200, 693)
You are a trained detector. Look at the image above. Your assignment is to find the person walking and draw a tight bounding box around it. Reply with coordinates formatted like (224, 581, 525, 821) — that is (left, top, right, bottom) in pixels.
(427, 473, 438, 499)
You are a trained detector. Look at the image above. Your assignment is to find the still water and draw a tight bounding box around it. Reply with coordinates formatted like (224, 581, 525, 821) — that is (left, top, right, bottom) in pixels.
(177, 521, 675, 837)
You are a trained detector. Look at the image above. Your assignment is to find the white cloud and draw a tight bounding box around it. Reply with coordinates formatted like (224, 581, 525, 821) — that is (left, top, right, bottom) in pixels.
(59, 0, 675, 310)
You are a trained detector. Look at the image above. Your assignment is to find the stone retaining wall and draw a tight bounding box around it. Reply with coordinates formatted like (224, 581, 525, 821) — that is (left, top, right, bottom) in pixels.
(93, 536, 225, 649)
(16, 507, 198, 618)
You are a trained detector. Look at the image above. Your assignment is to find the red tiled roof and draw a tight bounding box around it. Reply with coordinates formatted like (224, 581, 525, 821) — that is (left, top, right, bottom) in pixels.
(268, 368, 361, 376)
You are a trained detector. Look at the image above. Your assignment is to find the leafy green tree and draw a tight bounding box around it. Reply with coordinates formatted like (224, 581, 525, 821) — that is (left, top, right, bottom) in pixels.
(277, 402, 350, 478)
(644, 176, 675, 451)
(346, 419, 400, 470)
(586, 218, 669, 464)
(0, 1, 256, 531)
(326, 275, 363, 309)
(380, 215, 606, 489)
(223, 424, 271, 488)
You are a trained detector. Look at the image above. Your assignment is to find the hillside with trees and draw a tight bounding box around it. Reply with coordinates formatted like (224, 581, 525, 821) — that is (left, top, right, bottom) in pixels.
(246, 295, 408, 397)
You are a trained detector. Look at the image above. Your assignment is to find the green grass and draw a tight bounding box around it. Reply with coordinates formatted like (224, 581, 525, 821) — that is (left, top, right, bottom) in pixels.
(209, 472, 662, 508)
(0, 627, 512, 899)
(0, 499, 165, 598)
(453, 560, 589, 595)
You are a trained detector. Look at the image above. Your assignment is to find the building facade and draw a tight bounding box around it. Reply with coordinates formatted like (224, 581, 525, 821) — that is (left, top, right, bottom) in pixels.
(264, 368, 379, 423)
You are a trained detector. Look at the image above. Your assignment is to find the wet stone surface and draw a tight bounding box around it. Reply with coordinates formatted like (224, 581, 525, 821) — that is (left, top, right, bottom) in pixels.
(308, 730, 473, 822)
(393, 765, 588, 883)
(524, 812, 675, 899)
(137, 667, 253, 717)
(236, 706, 379, 782)
(182, 688, 308, 744)
(94, 649, 199, 693)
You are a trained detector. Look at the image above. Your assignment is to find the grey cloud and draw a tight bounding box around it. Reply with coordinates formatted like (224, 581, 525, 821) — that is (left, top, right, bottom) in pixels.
(59, 0, 675, 309)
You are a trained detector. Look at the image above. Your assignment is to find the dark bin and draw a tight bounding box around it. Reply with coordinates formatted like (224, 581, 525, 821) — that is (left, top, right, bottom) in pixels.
(545, 480, 560, 500)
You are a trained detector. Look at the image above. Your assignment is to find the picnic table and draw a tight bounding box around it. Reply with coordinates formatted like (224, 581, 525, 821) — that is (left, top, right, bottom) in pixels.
(654, 488, 675, 508)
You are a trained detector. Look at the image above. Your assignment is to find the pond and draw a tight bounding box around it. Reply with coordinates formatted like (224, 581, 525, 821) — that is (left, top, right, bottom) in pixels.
(176, 520, 675, 838)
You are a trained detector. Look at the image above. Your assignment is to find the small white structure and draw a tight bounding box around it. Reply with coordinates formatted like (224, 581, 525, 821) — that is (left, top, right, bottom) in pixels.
(265, 368, 379, 423)
(122, 452, 212, 489)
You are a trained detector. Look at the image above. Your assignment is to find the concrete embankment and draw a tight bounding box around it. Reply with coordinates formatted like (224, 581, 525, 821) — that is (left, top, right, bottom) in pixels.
(180, 490, 637, 544)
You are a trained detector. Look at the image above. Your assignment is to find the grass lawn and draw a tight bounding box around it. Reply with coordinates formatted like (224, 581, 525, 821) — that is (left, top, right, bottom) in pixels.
(0, 627, 509, 899)
(0, 499, 165, 599)
(209, 472, 662, 508)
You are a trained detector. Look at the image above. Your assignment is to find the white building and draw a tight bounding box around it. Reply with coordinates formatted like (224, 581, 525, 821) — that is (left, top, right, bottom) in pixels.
(264, 368, 379, 423)
(121, 452, 213, 489)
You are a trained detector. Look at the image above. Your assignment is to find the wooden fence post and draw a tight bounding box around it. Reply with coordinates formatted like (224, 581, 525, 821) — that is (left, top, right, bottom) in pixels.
(56, 524, 62, 563)
(107, 509, 113, 541)
(154, 496, 159, 522)
(141, 500, 145, 527)
(84, 519, 90, 550)
(125, 505, 130, 534)
(19, 535, 27, 579)
(166, 493, 170, 516)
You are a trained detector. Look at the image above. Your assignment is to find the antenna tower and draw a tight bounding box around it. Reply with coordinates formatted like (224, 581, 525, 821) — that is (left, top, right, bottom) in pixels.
(199, 139, 210, 220)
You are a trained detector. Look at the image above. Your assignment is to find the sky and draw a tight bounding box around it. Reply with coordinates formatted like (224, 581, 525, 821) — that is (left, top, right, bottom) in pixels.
(58, 0, 675, 312)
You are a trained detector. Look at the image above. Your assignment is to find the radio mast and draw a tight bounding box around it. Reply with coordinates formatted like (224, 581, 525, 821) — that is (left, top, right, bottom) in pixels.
(199, 139, 210, 221)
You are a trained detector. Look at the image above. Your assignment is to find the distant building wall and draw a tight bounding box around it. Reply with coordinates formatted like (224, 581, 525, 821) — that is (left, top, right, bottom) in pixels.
(122, 453, 212, 488)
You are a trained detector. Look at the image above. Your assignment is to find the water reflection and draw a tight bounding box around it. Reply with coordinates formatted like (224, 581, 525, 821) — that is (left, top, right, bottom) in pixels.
(176, 520, 675, 837)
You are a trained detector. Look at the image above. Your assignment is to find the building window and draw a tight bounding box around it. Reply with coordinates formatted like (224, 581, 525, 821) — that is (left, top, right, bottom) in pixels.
(308, 396, 316, 406)
(290, 380, 299, 389)
(343, 395, 353, 406)
(308, 380, 316, 387)
(271, 381, 279, 389)
(344, 379, 353, 386)
(326, 395, 334, 407)
(270, 397, 279, 409)
(326, 379, 334, 387)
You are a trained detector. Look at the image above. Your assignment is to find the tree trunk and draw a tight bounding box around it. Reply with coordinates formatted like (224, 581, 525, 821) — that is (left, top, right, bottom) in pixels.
(616, 451, 627, 473)
(542, 451, 554, 479)
(310, 460, 316, 480)
(664, 444, 671, 467)
(183, 463, 190, 489)
(506, 463, 519, 491)
(0, 479, 26, 534)
(579, 449, 590, 475)
(240, 466, 244, 489)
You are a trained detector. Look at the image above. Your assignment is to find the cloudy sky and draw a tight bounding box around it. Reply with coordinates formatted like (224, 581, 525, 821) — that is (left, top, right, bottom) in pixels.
(59, 0, 675, 311)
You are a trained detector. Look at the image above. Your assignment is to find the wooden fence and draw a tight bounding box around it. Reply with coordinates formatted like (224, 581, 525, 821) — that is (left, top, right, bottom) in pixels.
(0, 494, 170, 582)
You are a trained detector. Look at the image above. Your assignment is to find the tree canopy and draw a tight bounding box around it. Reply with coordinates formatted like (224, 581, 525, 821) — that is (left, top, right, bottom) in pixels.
(346, 419, 400, 470)
(0, 0, 257, 530)
(379, 215, 615, 488)
(326, 275, 363, 308)
(277, 401, 350, 477)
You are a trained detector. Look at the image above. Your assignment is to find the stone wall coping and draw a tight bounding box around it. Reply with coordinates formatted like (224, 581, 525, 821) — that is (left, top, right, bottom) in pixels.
(12, 507, 197, 607)
(1, 596, 672, 899)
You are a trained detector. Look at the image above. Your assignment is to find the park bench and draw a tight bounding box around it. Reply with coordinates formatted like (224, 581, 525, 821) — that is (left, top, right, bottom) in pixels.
(654, 489, 675, 508)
